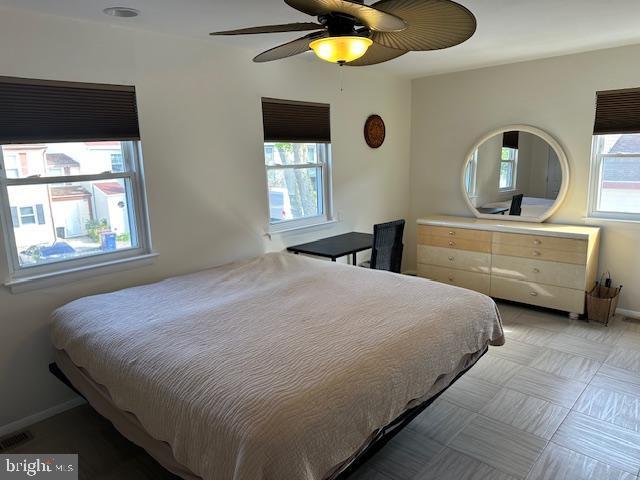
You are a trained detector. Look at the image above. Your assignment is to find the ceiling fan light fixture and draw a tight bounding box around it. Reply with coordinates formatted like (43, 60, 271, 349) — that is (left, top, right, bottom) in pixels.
(102, 7, 140, 18)
(309, 36, 373, 64)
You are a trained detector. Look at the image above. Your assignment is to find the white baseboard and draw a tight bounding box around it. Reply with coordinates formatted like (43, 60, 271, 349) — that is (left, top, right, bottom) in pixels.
(617, 308, 640, 320)
(0, 397, 86, 438)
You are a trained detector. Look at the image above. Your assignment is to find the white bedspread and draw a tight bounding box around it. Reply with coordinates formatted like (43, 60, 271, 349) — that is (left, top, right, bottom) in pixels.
(51, 252, 504, 480)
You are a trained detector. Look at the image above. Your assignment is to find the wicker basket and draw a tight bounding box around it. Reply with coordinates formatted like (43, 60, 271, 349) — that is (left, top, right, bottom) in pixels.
(586, 282, 622, 326)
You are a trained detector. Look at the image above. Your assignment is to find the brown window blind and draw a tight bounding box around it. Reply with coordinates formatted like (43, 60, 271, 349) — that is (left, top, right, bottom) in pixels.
(594, 87, 640, 135)
(262, 98, 330, 143)
(0, 76, 140, 144)
(503, 131, 519, 149)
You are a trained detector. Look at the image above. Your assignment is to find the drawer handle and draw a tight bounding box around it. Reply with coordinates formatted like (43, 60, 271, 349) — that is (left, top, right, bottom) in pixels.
(448, 256, 455, 261)
(533, 239, 542, 245)
(533, 250, 541, 256)
(449, 231, 456, 236)
(449, 241, 456, 246)
(530, 292, 539, 297)
(533, 268, 540, 273)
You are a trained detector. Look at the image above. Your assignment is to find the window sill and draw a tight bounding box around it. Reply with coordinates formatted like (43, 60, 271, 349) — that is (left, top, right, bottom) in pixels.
(266, 218, 338, 237)
(583, 216, 640, 225)
(5, 252, 158, 294)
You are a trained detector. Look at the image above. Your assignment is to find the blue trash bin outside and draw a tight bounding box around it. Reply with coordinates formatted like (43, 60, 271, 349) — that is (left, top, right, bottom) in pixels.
(101, 232, 117, 251)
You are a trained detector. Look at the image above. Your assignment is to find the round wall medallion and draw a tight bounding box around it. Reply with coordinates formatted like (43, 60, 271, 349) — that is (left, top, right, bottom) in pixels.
(364, 114, 386, 149)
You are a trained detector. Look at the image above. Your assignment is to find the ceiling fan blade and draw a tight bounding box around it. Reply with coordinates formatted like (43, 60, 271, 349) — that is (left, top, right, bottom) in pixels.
(344, 41, 407, 66)
(253, 32, 327, 63)
(284, 0, 407, 32)
(369, 0, 476, 51)
(210, 22, 324, 35)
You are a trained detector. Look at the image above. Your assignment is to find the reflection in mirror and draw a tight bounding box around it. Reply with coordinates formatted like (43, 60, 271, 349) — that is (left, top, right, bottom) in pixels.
(465, 130, 562, 219)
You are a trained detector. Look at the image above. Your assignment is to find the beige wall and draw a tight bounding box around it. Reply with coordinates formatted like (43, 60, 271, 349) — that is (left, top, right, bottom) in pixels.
(0, 8, 411, 430)
(410, 43, 640, 312)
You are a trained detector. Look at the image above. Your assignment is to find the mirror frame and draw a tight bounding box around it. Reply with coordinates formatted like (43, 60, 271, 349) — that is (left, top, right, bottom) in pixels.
(461, 124, 570, 223)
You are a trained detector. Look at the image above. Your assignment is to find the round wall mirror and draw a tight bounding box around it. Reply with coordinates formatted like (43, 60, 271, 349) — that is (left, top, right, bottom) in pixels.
(462, 125, 570, 223)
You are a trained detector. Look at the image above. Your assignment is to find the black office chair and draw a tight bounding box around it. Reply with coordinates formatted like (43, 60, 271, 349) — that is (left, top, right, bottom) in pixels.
(509, 194, 524, 216)
(364, 219, 405, 273)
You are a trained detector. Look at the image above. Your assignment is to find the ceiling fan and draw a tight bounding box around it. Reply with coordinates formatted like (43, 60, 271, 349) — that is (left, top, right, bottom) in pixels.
(210, 0, 476, 66)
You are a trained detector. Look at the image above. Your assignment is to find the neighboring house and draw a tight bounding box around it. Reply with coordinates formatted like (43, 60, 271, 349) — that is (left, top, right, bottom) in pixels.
(46, 153, 80, 176)
(50, 185, 93, 238)
(603, 134, 640, 188)
(10, 184, 54, 251)
(92, 182, 130, 237)
(85, 141, 126, 172)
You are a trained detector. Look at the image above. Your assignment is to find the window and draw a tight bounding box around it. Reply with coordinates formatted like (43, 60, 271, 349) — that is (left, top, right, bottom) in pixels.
(2, 141, 148, 270)
(261, 98, 332, 231)
(3, 153, 19, 178)
(499, 147, 518, 191)
(589, 87, 640, 220)
(264, 142, 332, 227)
(0, 76, 151, 284)
(589, 134, 640, 219)
(111, 153, 125, 173)
(465, 149, 478, 196)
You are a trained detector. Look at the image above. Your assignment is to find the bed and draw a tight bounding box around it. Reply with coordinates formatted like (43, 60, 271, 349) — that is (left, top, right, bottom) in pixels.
(50, 252, 504, 480)
(482, 196, 555, 217)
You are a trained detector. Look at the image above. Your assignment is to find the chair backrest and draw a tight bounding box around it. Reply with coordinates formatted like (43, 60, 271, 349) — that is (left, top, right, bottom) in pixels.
(370, 219, 405, 273)
(509, 194, 524, 216)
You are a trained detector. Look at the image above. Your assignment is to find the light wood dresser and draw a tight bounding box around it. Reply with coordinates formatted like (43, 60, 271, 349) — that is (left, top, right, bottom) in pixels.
(417, 215, 600, 317)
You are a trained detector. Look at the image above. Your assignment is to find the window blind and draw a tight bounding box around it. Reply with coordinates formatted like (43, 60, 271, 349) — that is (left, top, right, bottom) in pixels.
(594, 87, 640, 135)
(262, 98, 331, 143)
(0, 76, 140, 144)
(503, 131, 519, 149)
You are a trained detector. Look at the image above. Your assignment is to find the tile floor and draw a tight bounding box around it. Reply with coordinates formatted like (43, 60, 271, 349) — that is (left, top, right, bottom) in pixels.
(353, 302, 640, 480)
(6, 302, 640, 480)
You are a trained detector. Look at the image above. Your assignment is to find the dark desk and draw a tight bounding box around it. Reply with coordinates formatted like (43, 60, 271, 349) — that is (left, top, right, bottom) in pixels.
(287, 232, 373, 265)
(477, 207, 509, 215)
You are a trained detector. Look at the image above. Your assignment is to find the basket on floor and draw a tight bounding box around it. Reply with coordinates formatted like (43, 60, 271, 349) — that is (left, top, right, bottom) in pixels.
(586, 274, 622, 326)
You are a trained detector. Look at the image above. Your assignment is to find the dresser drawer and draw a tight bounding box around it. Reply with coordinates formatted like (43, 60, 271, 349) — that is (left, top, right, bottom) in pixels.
(417, 264, 490, 295)
(418, 245, 491, 274)
(493, 232, 587, 253)
(491, 276, 585, 314)
(492, 255, 586, 289)
(492, 243, 586, 265)
(419, 235, 492, 254)
(418, 225, 492, 243)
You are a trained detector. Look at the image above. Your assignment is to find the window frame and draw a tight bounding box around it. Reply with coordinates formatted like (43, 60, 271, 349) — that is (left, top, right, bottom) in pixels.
(499, 147, 518, 192)
(0, 141, 153, 282)
(264, 142, 334, 233)
(465, 149, 478, 197)
(588, 134, 640, 221)
(18, 206, 37, 225)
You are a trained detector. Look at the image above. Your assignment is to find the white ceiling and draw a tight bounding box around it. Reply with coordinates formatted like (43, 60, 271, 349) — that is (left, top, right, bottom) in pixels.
(3, 0, 640, 78)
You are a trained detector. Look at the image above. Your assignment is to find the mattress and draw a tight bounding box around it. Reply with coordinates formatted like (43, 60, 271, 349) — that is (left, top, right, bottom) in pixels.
(51, 252, 504, 480)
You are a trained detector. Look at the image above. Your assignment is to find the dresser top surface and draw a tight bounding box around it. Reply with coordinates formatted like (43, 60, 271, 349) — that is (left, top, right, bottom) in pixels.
(417, 215, 600, 240)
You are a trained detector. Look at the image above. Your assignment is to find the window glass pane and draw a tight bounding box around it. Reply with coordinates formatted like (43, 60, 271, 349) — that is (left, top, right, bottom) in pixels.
(2, 141, 128, 178)
(264, 143, 321, 166)
(267, 167, 322, 222)
(500, 162, 513, 189)
(8, 178, 136, 266)
(594, 134, 640, 214)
